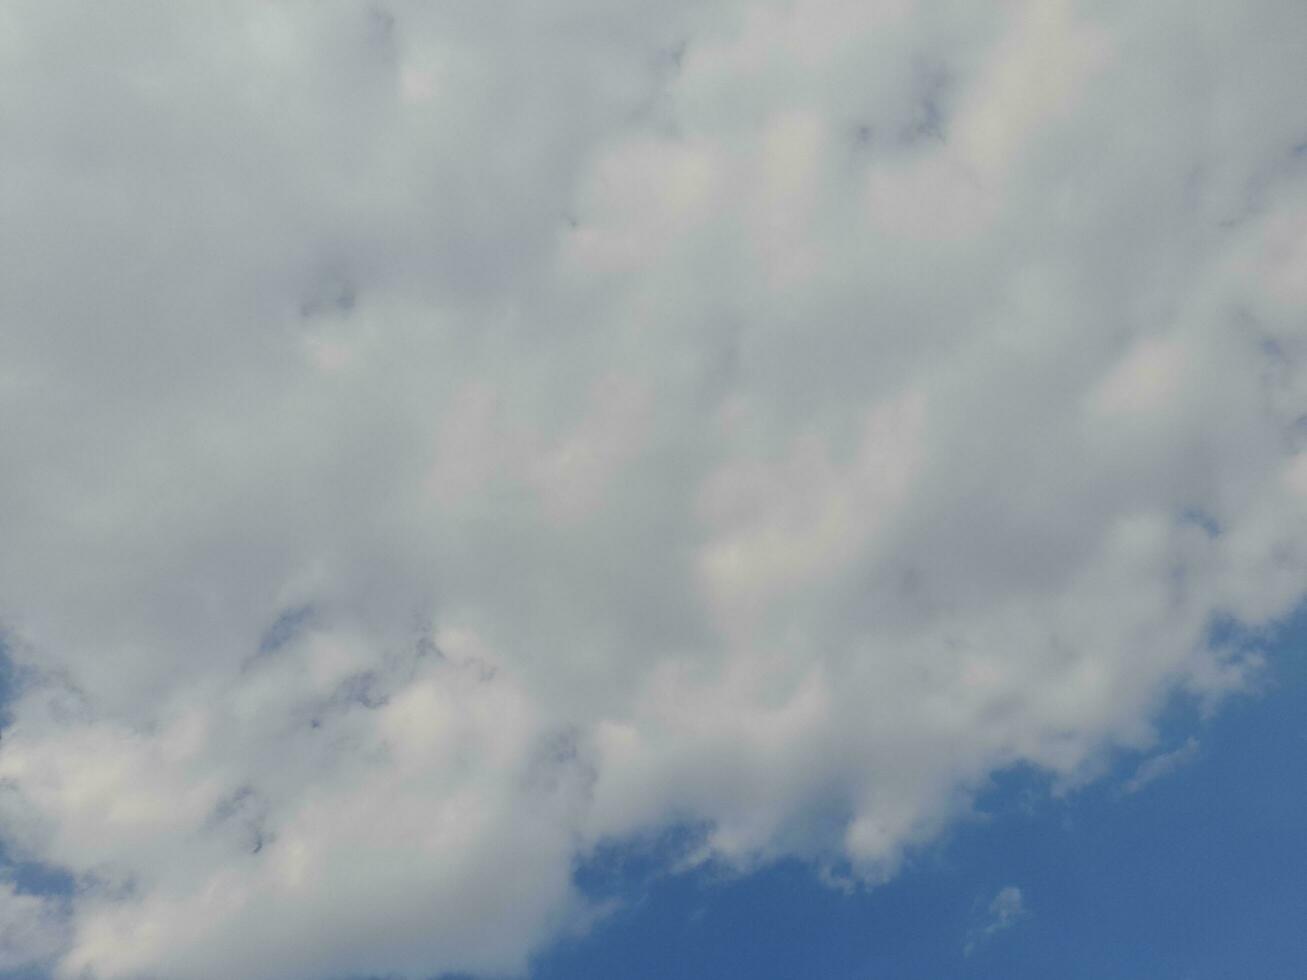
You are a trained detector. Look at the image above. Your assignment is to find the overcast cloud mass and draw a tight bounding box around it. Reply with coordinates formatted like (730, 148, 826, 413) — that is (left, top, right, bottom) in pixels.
(2, 1, 1306, 976)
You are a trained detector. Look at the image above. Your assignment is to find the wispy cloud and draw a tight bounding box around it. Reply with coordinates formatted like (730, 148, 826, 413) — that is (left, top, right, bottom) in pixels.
(966, 886, 1029, 955)
(1123, 738, 1201, 795)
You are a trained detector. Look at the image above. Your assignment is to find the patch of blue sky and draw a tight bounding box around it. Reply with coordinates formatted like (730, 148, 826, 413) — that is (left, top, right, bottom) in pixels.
(530, 606, 1307, 980)
(255, 604, 317, 658)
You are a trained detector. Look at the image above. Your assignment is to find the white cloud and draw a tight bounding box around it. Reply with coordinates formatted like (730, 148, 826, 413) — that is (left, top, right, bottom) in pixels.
(1, 1, 1306, 977)
(1122, 737, 1201, 795)
(965, 885, 1028, 955)
(0, 879, 66, 973)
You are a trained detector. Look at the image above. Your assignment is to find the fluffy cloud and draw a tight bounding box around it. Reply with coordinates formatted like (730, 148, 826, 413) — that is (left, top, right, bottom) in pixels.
(1, 0, 1306, 976)
(0, 879, 66, 973)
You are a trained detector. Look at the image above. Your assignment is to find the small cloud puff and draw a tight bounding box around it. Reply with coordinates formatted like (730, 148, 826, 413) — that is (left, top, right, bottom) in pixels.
(1122, 738, 1201, 795)
(965, 885, 1029, 955)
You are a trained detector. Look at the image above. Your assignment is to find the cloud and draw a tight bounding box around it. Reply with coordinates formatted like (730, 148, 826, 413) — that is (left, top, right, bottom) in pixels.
(1, 0, 1307, 977)
(1122, 737, 1201, 795)
(965, 885, 1028, 955)
(0, 879, 67, 973)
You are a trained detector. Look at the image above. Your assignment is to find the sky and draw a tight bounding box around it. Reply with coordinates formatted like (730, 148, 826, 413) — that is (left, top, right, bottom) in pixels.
(532, 608, 1307, 979)
(0, 1, 1306, 978)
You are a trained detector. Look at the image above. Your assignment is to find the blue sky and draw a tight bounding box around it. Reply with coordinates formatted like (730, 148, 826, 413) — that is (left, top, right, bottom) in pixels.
(2, 2, 1307, 978)
(529, 611, 1307, 980)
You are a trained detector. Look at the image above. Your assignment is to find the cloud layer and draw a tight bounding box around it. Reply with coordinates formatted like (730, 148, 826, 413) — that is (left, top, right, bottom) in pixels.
(2, 1, 1306, 976)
